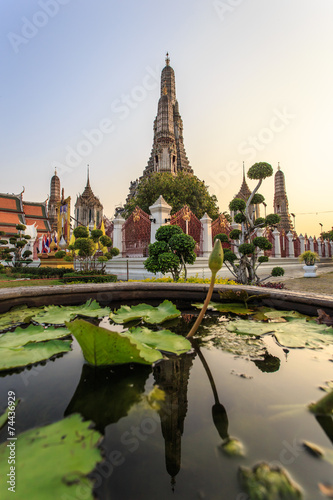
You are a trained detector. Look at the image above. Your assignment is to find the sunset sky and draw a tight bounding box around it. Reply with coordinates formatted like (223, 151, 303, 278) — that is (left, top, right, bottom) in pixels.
(2, 0, 333, 236)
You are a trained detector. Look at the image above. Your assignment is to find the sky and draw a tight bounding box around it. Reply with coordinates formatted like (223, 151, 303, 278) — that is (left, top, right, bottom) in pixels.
(1, 0, 333, 237)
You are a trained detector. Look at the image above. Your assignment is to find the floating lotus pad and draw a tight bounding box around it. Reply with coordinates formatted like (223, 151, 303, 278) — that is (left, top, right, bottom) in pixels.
(32, 299, 111, 325)
(0, 324, 72, 371)
(128, 326, 191, 354)
(0, 305, 43, 331)
(192, 302, 254, 316)
(66, 319, 163, 366)
(110, 300, 181, 324)
(0, 414, 102, 500)
(0, 340, 72, 372)
(0, 400, 19, 430)
(0, 324, 70, 347)
(227, 318, 333, 349)
(239, 462, 303, 499)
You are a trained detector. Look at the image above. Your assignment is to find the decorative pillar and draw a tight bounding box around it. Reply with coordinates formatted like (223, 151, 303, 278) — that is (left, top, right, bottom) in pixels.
(273, 228, 281, 258)
(317, 239, 322, 257)
(287, 231, 295, 258)
(299, 234, 305, 254)
(149, 195, 172, 244)
(113, 214, 125, 256)
(327, 240, 331, 257)
(309, 236, 314, 252)
(200, 213, 212, 257)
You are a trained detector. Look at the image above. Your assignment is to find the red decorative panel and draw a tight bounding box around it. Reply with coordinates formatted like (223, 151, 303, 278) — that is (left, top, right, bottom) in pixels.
(122, 207, 151, 257)
(314, 238, 318, 253)
(170, 206, 203, 256)
(264, 229, 274, 257)
(211, 214, 232, 250)
(294, 237, 301, 258)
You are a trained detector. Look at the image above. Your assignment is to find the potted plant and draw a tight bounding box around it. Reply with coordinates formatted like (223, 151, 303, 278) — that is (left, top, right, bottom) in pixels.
(299, 250, 319, 277)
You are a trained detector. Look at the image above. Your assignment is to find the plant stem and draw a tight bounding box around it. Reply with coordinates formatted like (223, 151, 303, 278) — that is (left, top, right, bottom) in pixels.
(186, 272, 216, 338)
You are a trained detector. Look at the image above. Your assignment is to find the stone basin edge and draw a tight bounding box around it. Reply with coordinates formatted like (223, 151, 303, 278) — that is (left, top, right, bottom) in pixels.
(0, 282, 332, 316)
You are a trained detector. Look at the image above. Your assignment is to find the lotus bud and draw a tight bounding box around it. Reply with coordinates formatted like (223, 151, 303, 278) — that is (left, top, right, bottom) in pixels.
(209, 239, 224, 276)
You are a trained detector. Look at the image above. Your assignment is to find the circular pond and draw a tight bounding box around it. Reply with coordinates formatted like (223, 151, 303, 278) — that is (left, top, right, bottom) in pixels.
(0, 284, 332, 500)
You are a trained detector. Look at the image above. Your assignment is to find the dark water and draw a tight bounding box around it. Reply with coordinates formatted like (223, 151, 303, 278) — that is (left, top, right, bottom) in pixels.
(0, 317, 332, 500)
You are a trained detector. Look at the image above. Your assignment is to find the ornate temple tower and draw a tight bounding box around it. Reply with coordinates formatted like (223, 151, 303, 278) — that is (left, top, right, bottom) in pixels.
(144, 53, 193, 177)
(231, 163, 260, 220)
(273, 163, 293, 232)
(48, 169, 61, 232)
(74, 170, 103, 228)
(127, 54, 193, 202)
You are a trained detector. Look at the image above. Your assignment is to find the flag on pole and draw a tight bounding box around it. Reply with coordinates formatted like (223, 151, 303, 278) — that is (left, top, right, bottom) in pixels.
(100, 219, 106, 235)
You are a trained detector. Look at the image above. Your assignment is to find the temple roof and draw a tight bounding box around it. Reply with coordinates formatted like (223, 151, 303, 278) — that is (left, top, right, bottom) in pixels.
(0, 193, 50, 236)
(75, 172, 103, 209)
(235, 164, 252, 201)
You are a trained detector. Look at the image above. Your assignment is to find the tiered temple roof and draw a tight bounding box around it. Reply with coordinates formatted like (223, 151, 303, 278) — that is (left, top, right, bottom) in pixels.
(75, 171, 103, 227)
(235, 163, 252, 201)
(0, 192, 51, 236)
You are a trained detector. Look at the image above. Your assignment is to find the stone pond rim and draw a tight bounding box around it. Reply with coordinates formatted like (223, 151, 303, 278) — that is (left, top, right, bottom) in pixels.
(1, 282, 333, 316)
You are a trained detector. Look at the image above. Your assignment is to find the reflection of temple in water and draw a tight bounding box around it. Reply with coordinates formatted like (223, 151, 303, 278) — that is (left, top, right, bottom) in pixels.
(153, 353, 195, 486)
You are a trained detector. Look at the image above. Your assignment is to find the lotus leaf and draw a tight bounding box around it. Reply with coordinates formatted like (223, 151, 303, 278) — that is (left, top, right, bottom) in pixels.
(110, 300, 181, 324)
(221, 437, 245, 457)
(127, 327, 191, 354)
(0, 324, 70, 347)
(199, 324, 267, 360)
(0, 305, 43, 331)
(0, 399, 19, 430)
(146, 386, 166, 411)
(0, 414, 102, 500)
(227, 318, 333, 348)
(0, 340, 72, 372)
(320, 381, 333, 393)
(239, 462, 303, 499)
(303, 441, 333, 466)
(263, 309, 307, 322)
(66, 319, 163, 366)
(65, 363, 152, 432)
(32, 299, 111, 325)
(192, 302, 254, 315)
(309, 389, 333, 416)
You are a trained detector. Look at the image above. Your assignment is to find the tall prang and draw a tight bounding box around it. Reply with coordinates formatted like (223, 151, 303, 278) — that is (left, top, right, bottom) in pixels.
(273, 163, 293, 233)
(48, 169, 61, 232)
(127, 54, 193, 202)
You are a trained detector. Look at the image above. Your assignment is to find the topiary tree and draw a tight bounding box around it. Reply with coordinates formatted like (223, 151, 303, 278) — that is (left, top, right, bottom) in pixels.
(72, 226, 118, 272)
(218, 162, 284, 284)
(124, 171, 220, 220)
(0, 226, 33, 268)
(144, 225, 196, 281)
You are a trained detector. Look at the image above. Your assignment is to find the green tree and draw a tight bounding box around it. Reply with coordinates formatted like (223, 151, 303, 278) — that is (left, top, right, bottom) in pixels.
(73, 226, 117, 272)
(0, 225, 33, 268)
(215, 162, 284, 284)
(124, 172, 219, 220)
(144, 225, 196, 281)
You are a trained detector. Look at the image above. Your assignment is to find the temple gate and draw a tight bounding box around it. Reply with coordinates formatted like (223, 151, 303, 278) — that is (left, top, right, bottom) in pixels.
(170, 206, 203, 256)
(122, 207, 151, 257)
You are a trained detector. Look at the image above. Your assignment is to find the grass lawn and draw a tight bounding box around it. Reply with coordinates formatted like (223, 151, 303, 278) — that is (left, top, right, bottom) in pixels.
(0, 277, 63, 288)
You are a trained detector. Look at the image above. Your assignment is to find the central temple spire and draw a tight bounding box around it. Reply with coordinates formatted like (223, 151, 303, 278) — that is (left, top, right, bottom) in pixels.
(125, 55, 193, 207)
(143, 55, 193, 177)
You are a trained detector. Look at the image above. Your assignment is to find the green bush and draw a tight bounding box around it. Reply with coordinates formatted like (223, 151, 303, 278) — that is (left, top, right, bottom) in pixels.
(55, 251, 66, 259)
(271, 266, 285, 277)
(214, 233, 229, 243)
(61, 274, 117, 284)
